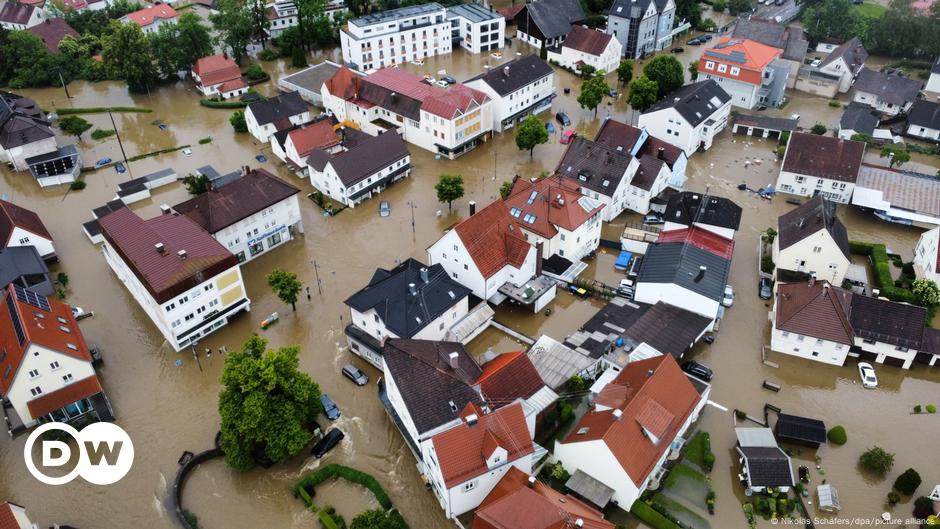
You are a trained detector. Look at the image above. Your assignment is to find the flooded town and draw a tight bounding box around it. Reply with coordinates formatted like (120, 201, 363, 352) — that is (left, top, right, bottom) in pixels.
(2, 0, 940, 528)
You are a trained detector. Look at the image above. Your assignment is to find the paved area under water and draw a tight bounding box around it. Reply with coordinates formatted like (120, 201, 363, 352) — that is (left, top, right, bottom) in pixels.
(1, 42, 938, 529)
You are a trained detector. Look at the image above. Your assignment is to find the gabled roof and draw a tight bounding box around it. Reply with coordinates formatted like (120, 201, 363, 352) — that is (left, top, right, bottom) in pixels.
(657, 226, 735, 259)
(0, 199, 53, 245)
(0, 284, 93, 395)
(0, 92, 55, 150)
(344, 259, 470, 338)
(775, 281, 854, 345)
(452, 200, 532, 279)
(358, 68, 489, 120)
(477, 351, 546, 405)
(636, 242, 730, 302)
(775, 413, 827, 445)
(286, 119, 341, 157)
(123, 4, 179, 27)
(556, 136, 634, 197)
(625, 301, 712, 357)
(777, 196, 850, 259)
(731, 18, 808, 62)
(839, 101, 880, 135)
(908, 99, 940, 130)
(504, 175, 605, 239)
(247, 91, 307, 126)
(473, 467, 614, 529)
(382, 339, 485, 435)
(465, 54, 553, 97)
(633, 154, 666, 191)
(820, 37, 867, 74)
(192, 54, 241, 87)
(782, 132, 864, 183)
(852, 68, 922, 106)
(848, 294, 928, 350)
(562, 25, 613, 56)
(0, 502, 28, 529)
(524, 0, 585, 40)
(314, 130, 410, 188)
(0, 246, 49, 293)
(664, 192, 742, 231)
(28, 19, 80, 53)
(0, 2, 35, 25)
(431, 402, 533, 488)
(645, 80, 731, 127)
(559, 356, 702, 485)
(173, 168, 298, 233)
(97, 208, 237, 304)
(27, 374, 103, 418)
(324, 66, 361, 100)
(594, 119, 685, 167)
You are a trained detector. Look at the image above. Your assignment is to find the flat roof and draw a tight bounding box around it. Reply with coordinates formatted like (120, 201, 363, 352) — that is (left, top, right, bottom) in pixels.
(447, 3, 500, 22)
(350, 2, 444, 27)
(280, 61, 355, 93)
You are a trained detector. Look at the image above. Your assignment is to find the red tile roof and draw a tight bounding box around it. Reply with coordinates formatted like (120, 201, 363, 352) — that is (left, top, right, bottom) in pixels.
(453, 200, 533, 279)
(325, 66, 361, 100)
(657, 226, 735, 259)
(123, 4, 179, 27)
(498, 4, 524, 20)
(97, 208, 238, 304)
(219, 78, 247, 93)
(775, 281, 854, 345)
(559, 356, 701, 486)
(28, 19, 80, 53)
(699, 37, 781, 86)
(431, 402, 533, 488)
(364, 68, 489, 119)
(0, 503, 23, 529)
(61, 0, 88, 11)
(27, 374, 102, 418)
(563, 25, 613, 56)
(504, 175, 605, 239)
(192, 54, 242, 87)
(0, 285, 93, 395)
(287, 120, 341, 157)
(473, 467, 614, 529)
(477, 351, 546, 405)
(0, 199, 53, 246)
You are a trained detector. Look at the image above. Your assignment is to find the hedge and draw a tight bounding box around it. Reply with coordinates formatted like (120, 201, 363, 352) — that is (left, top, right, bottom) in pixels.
(127, 144, 191, 162)
(849, 241, 917, 303)
(57, 106, 152, 115)
(318, 510, 339, 529)
(297, 464, 392, 510)
(631, 500, 682, 529)
(199, 99, 248, 109)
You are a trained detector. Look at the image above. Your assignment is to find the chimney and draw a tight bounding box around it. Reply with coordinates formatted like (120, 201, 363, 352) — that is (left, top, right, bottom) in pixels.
(503, 66, 510, 77)
(809, 272, 816, 287)
(155, 242, 166, 255)
(159, 204, 172, 215)
(390, 92, 398, 102)
(695, 265, 706, 282)
(466, 413, 478, 426)
(646, 369, 654, 378)
(178, 249, 187, 260)
(527, 476, 536, 488)
(657, 147, 665, 160)
(408, 282, 417, 295)
(536, 241, 544, 275)
(448, 351, 459, 370)
(613, 409, 623, 421)
(469, 200, 476, 215)
(575, 520, 584, 528)
(556, 193, 565, 206)
(420, 267, 429, 283)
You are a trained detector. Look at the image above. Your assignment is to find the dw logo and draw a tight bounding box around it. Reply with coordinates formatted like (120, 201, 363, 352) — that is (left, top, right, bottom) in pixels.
(23, 422, 134, 485)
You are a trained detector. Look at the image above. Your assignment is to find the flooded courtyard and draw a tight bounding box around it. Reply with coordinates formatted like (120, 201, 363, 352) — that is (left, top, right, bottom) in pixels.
(1, 41, 939, 529)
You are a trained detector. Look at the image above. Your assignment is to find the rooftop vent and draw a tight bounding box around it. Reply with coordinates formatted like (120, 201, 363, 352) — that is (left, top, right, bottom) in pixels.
(503, 66, 510, 77)
(448, 351, 459, 369)
(160, 204, 172, 215)
(420, 267, 429, 284)
(466, 413, 478, 426)
(527, 476, 536, 488)
(408, 282, 417, 295)
(576, 520, 584, 528)
(613, 409, 623, 421)
(155, 242, 166, 255)
(178, 249, 187, 260)
(646, 369, 654, 378)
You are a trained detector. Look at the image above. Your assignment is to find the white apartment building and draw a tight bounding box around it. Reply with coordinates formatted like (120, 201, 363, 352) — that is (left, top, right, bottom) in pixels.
(265, 0, 297, 37)
(172, 169, 302, 264)
(446, 3, 504, 54)
(245, 91, 312, 143)
(340, 3, 451, 72)
(98, 208, 250, 352)
(914, 227, 940, 283)
(638, 80, 732, 156)
(464, 54, 555, 133)
(774, 196, 851, 286)
(547, 25, 621, 75)
(775, 132, 864, 204)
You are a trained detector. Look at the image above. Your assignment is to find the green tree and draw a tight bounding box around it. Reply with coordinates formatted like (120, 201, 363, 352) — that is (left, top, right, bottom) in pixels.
(802, 0, 864, 44)
(499, 180, 514, 200)
(643, 55, 684, 99)
(912, 278, 940, 306)
(577, 73, 609, 116)
(350, 509, 408, 529)
(0, 31, 55, 88)
(617, 59, 634, 86)
(728, 0, 753, 15)
(296, 0, 327, 50)
(174, 12, 214, 71)
(893, 468, 922, 496)
(675, 0, 702, 28)
(688, 60, 699, 81)
(628, 75, 659, 111)
(101, 21, 157, 92)
(247, 0, 271, 48)
(230, 110, 248, 132)
(712, 0, 727, 12)
(182, 173, 211, 195)
(245, 64, 266, 81)
(579, 63, 596, 78)
(515, 114, 549, 158)
(859, 446, 895, 475)
(880, 145, 910, 168)
(810, 123, 828, 135)
(210, 0, 254, 64)
(58, 116, 93, 140)
(266, 269, 303, 311)
(292, 46, 307, 67)
(435, 174, 464, 211)
(219, 335, 322, 471)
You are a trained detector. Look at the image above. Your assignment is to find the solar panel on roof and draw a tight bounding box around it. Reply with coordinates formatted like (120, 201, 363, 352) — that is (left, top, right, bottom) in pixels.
(5, 292, 25, 346)
(13, 283, 51, 312)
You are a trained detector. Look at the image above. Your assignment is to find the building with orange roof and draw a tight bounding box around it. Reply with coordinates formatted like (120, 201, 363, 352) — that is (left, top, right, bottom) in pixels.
(191, 54, 247, 100)
(0, 501, 35, 529)
(698, 37, 789, 109)
(270, 117, 343, 169)
(0, 284, 113, 432)
(120, 4, 179, 34)
(553, 355, 709, 510)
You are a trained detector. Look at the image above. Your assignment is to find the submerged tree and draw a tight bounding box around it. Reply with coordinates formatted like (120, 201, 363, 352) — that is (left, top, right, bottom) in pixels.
(515, 114, 549, 159)
(435, 174, 464, 211)
(266, 269, 303, 311)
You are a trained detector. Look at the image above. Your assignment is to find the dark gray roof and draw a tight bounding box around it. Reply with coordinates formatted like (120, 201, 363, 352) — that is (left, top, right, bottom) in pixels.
(525, 0, 585, 39)
(739, 446, 793, 487)
(382, 339, 485, 435)
(933, 56, 940, 75)
(609, 0, 654, 20)
(664, 192, 742, 230)
(908, 99, 940, 130)
(731, 18, 808, 62)
(636, 242, 730, 302)
(567, 299, 652, 358)
(627, 302, 712, 357)
(279, 61, 344, 93)
(0, 246, 51, 295)
(646, 80, 731, 127)
(310, 131, 409, 188)
(172, 169, 299, 233)
(852, 68, 922, 106)
(344, 259, 470, 338)
(820, 37, 867, 75)
(775, 413, 826, 445)
(848, 294, 927, 350)
(556, 136, 634, 197)
(465, 55, 553, 96)
(839, 101, 880, 135)
(0, 92, 54, 150)
(246, 91, 307, 126)
(446, 3, 500, 23)
(732, 114, 798, 132)
(777, 196, 850, 259)
(357, 80, 423, 121)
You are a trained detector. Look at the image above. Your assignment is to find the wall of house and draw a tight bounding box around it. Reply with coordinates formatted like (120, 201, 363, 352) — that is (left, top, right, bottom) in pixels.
(852, 91, 912, 117)
(466, 71, 555, 133)
(341, 10, 451, 72)
(451, 15, 505, 54)
(926, 72, 940, 94)
(906, 123, 940, 142)
(700, 71, 759, 110)
(1, 136, 59, 172)
(381, 362, 422, 448)
(548, 38, 622, 75)
(6, 226, 55, 261)
(772, 231, 850, 285)
(634, 282, 719, 321)
(853, 336, 919, 369)
(246, 107, 311, 143)
(554, 438, 641, 508)
(817, 57, 856, 93)
(770, 324, 849, 366)
(7, 343, 97, 426)
(413, 297, 471, 340)
(913, 228, 940, 283)
(775, 170, 855, 203)
(310, 153, 411, 208)
(211, 195, 302, 263)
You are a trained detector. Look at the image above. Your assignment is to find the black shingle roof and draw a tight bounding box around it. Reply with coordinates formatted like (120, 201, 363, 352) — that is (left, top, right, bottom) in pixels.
(628, 302, 712, 357)
(525, 0, 585, 39)
(664, 192, 742, 230)
(840, 101, 880, 135)
(308, 130, 410, 188)
(556, 136, 634, 197)
(0, 246, 51, 296)
(852, 68, 922, 107)
(908, 99, 940, 130)
(344, 259, 470, 338)
(645, 80, 731, 127)
(465, 55, 553, 96)
(739, 446, 794, 488)
(246, 91, 307, 126)
(0, 92, 55, 150)
(777, 196, 850, 259)
(848, 294, 927, 350)
(775, 413, 827, 446)
(636, 242, 730, 302)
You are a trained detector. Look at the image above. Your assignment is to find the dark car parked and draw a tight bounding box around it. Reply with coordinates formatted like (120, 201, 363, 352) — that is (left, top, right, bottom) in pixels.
(311, 428, 345, 458)
(687, 37, 703, 45)
(759, 276, 773, 300)
(320, 394, 340, 420)
(441, 74, 457, 85)
(681, 361, 714, 382)
(671, 47, 685, 53)
(556, 112, 571, 126)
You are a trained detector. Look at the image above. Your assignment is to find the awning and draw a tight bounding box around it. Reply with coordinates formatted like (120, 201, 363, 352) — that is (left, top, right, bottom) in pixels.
(565, 469, 615, 509)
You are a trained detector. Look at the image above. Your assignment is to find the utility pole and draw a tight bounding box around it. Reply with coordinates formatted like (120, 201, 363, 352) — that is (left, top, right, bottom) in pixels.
(408, 201, 416, 238)
(313, 259, 323, 295)
(56, 68, 70, 100)
(108, 108, 133, 180)
(191, 343, 203, 372)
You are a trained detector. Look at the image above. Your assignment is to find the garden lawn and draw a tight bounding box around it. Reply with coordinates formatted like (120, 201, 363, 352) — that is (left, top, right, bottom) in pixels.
(662, 463, 709, 508)
(853, 2, 886, 18)
(684, 431, 709, 468)
(653, 494, 711, 529)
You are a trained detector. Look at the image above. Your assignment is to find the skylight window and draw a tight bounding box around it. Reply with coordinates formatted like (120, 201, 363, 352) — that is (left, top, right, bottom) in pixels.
(602, 180, 610, 187)
(527, 191, 538, 204)
(523, 213, 537, 224)
(510, 207, 522, 218)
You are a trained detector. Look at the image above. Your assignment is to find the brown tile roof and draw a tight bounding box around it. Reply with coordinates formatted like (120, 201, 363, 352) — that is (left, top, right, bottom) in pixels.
(287, 120, 341, 158)
(559, 355, 701, 486)
(0, 502, 24, 529)
(453, 200, 533, 279)
(477, 351, 546, 405)
(504, 175, 605, 239)
(498, 4, 524, 20)
(473, 467, 615, 529)
(0, 199, 53, 245)
(431, 402, 533, 488)
(192, 54, 241, 87)
(594, 118, 643, 150)
(777, 196, 850, 259)
(173, 168, 299, 233)
(27, 374, 102, 419)
(361, 68, 489, 120)
(0, 2, 35, 25)
(219, 78, 247, 93)
(325, 66, 361, 100)
(97, 208, 238, 304)
(556, 136, 634, 197)
(775, 281, 854, 345)
(563, 25, 613, 56)
(28, 19, 79, 53)
(782, 132, 865, 183)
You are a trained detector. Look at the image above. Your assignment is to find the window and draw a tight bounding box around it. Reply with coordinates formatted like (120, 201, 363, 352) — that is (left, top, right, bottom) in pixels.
(50, 361, 60, 370)
(895, 346, 909, 352)
(30, 387, 43, 396)
(249, 241, 264, 257)
(781, 331, 789, 338)
(18, 237, 29, 244)
(816, 339, 824, 345)
(811, 351, 820, 357)
(813, 246, 822, 253)
(29, 369, 40, 378)
(463, 264, 468, 270)
(797, 335, 805, 342)
(62, 373, 74, 383)
(463, 481, 476, 492)
(705, 61, 715, 70)
(730, 66, 740, 76)
(717, 64, 727, 73)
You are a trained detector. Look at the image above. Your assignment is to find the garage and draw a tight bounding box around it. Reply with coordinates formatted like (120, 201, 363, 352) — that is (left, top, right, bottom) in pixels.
(883, 356, 906, 368)
(731, 114, 799, 139)
(857, 350, 878, 362)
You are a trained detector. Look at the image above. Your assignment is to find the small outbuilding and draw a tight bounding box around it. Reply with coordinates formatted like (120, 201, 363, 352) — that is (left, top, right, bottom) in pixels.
(817, 483, 841, 513)
(775, 413, 827, 448)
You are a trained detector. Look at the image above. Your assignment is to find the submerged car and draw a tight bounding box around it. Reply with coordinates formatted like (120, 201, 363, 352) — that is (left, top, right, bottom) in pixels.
(342, 363, 369, 386)
(320, 394, 340, 420)
(311, 428, 344, 458)
(681, 361, 714, 381)
(858, 362, 878, 388)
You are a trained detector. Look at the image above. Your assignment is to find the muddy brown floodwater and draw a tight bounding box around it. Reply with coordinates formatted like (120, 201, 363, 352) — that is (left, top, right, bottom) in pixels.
(1, 41, 939, 529)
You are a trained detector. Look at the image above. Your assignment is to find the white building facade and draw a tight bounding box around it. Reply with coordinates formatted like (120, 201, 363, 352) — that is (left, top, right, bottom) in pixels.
(340, 3, 451, 72)
(446, 3, 505, 54)
(464, 55, 556, 133)
(914, 227, 940, 283)
(638, 80, 732, 156)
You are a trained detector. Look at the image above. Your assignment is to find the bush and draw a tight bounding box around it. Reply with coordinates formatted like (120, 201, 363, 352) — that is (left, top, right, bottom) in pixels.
(567, 374, 586, 392)
(850, 241, 917, 303)
(810, 123, 827, 135)
(928, 404, 937, 413)
(888, 491, 901, 504)
(200, 99, 248, 108)
(860, 446, 895, 475)
(198, 137, 212, 144)
(297, 464, 393, 510)
(703, 452, 716, 472)
(230, 111, 248, 133)
(57, 106, 151, 115)
(91, 128, 116, 140)
(69, 180, 87, 191)
(734, 409, 747, 420)
(181, 509, 201, 529)
(258, 48, 279, 61)
(894, 468, 922, 495)
(245, 64, 267, 81)
(761, 255, 775, 274)
(914, 496, 935, 518)
(827, 425, 847, 445)
(549, 462, 570, 481)
(631, 500, 681, 529)
(914, 404, 922, 413)
(828, 100, 842, 107)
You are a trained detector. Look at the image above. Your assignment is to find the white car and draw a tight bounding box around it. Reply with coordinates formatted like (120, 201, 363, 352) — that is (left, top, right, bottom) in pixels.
(435, 79, 449, 88)
(858, 362, 878, 388)
(811, 58, 822, 68)
(722, 285, 734, 307)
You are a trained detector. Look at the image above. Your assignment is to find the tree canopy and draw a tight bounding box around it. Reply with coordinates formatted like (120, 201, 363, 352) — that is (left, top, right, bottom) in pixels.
(643, 55, 684, 99)
(182, 173, 211, 196)
(499, 180, 514, 200)
(912, 278, 940, 306)
(435, 174, 464, 211)
(350, 509, 409, 529)
(101, 20, 157, 93)
(210, 0, 254, 64)
(58, 116, 93, 139)
(628, 75, 659, 111)
(859, 446, 895, 475)
(577, 73, 609, 116)
(230, 111, 248, 133)
(617, 59, 635, 86)
(880, 144, 910, 168)
(267, 269, 303, 311)
(219, 335, 323, 471)
(515, 114, 549, 158)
